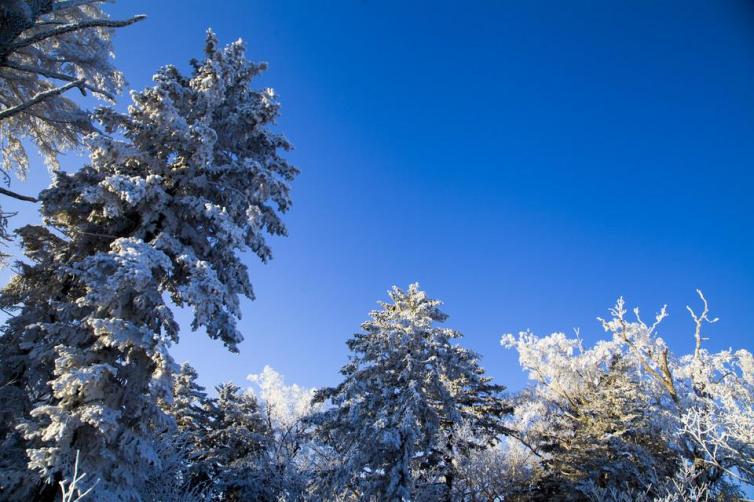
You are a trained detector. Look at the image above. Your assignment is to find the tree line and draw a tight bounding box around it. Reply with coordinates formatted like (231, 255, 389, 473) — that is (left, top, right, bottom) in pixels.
(0, 2, 751, 501)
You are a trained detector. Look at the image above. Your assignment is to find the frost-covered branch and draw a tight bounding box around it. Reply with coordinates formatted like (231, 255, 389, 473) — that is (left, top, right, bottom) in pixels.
(0, 78, 85, 120)
(0, 0, 142, 261)
(10, 14, 144, 52)
(4, 60, 115, 99)
(687, 289, 719, 362)
(59, 450, 98, 502)
(602, 299, 679, 402)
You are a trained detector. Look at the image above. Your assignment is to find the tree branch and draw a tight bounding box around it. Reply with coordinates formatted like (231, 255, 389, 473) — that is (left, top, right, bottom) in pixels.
(3, 60, 115, 100)
(618, 318, 679, 403)
(52, 0, 106, 12)
(0, 187, 38, 203)
(687, 290, 718, 362)
(11, 14, 146, 52)
(0, 78, 85, 120)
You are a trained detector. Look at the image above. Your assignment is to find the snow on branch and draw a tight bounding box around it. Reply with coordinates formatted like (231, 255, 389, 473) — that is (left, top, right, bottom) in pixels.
(9, 15, 145, 52)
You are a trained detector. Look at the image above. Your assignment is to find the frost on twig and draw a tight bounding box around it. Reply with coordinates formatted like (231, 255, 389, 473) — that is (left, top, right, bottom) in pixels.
(59, 450, 98, 502)
(501, 292, 753, 498)
(686, 289, 719, 362)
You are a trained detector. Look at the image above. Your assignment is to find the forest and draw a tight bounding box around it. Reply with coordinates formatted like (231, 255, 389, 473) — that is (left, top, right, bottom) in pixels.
(0, 2, 752, 501)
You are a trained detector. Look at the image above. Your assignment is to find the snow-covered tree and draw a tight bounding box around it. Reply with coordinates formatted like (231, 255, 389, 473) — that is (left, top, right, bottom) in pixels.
(502, 292, 753, 499)
(0, 1, 143, 257)
(247, 365, 320, 500)
(0, 0, 143, 172)
(159, 362, 214, 496)
(310, 283, 510, 501)
(248, 365, 317, 430)
(501, 345, 676, 499)
(171, 363, 212, 442)
(193, 382, 271, 501)
(0, 30, 296, 500)
(452, 436, 540, 501)
(598, 292, 753, 493)
(162, 367, 282, 501)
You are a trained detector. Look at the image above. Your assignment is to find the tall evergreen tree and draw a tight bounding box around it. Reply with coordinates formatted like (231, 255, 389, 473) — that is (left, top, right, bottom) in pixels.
(310, 283, 510, 501)
(0, 30, 296, 500)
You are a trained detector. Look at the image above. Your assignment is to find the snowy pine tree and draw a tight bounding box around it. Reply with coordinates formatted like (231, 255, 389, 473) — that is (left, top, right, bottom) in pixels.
(194, 382, 271, 501)
(310, 283, 510, 501)
(164, 362, 214, 496)
(171, 363, 212, 440)
(0, 30, 296, 500)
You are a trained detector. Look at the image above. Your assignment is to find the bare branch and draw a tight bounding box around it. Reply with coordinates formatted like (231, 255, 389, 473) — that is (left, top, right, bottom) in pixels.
(0, 187, 38, 203)
(11, 15, 146, 52)
(0, 78, 86, 120)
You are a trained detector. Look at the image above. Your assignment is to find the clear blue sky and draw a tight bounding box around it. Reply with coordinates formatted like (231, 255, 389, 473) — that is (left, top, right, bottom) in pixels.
(4, 0, 754, 392)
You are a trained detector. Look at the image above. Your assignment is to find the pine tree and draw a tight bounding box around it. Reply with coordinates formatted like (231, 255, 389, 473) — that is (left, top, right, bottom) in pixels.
(198, 383, 272, 501)
(310, 283, 510, 501)
(172, 363, 212, 439)
(166, 363, 214, 495)
(0, 30, 296, 500)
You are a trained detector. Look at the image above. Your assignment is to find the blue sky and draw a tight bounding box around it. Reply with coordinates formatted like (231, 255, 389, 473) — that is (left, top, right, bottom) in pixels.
(4, 0, 754, 392)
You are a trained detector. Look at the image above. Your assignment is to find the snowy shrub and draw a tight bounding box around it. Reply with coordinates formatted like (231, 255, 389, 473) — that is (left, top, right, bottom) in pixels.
(501, 291, 752, 499)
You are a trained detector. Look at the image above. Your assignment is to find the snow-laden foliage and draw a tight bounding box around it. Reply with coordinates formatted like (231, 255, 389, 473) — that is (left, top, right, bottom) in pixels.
(310, 283, 510, 501)
(191, 382, 271, 501)
(161, 365, 319, 501)
(0, 1, 142, 261)
(161, 365, 278, 501)
(452, 436, 539, 501)
(501, 292, 753, 500)
(161, 362, 215, 497)
(248, 365, 317, 429)
(247, 366, 321, 500)
(0, 31, 295, 500)
(0, 0, 142, 173)
(172, 363, 212, 442)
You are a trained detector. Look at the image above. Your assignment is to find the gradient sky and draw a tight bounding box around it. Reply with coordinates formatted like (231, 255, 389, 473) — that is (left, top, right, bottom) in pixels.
(4, 0, 754, 393)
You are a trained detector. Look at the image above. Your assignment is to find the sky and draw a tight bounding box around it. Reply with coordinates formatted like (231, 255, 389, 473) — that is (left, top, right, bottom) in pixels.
(3, 0, 754, 393)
